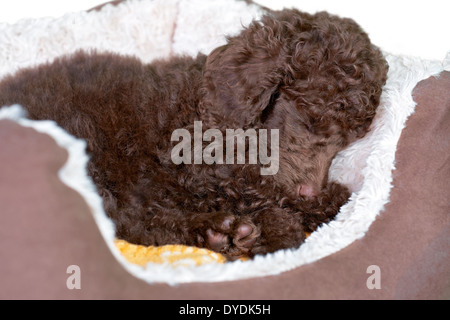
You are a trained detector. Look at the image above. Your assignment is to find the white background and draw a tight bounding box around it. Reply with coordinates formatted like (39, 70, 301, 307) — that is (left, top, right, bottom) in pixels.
(0, 0, 448, 60)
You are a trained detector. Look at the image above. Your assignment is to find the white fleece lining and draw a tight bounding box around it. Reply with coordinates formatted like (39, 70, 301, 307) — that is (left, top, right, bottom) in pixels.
(0, 0, 448, 284)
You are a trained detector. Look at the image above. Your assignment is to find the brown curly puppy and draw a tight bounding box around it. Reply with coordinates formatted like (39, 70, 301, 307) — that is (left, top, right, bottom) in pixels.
(0, 9, 388, 260)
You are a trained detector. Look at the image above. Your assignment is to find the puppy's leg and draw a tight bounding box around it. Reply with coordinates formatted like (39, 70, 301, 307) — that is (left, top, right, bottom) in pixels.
(296, 182, 351, 232)
(249, 207, 306, 256)
(246, 182, 350, 257)
(112, 205, 258, 260)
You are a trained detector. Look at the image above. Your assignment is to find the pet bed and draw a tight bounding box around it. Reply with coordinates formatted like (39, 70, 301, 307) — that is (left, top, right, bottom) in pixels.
(0, 0, 448, 298)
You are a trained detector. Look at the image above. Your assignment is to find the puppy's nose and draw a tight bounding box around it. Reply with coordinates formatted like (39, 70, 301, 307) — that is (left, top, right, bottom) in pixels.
(297, 184, 319, 198)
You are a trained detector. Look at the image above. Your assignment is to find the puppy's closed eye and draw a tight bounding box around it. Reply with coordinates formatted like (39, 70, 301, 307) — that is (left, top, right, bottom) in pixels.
(342, 65, 356, 75)
(260, 91, 279, 123)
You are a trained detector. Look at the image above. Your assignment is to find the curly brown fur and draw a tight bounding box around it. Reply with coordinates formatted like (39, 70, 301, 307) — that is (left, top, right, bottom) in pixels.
(0, 9, 388, 260)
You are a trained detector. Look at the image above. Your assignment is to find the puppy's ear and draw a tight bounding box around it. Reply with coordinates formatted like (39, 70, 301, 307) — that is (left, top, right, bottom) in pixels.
(203, 19, 285, 128)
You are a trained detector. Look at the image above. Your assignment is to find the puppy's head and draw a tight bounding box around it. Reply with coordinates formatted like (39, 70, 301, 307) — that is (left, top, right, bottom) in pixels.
(203, 9, 388, 197)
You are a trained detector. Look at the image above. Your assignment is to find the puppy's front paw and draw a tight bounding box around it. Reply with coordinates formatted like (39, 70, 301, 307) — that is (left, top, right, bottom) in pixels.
(199, 214, 260, 260)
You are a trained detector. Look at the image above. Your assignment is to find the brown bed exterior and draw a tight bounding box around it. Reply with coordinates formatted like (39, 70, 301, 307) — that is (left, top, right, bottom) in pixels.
(0, 72, 448, 300)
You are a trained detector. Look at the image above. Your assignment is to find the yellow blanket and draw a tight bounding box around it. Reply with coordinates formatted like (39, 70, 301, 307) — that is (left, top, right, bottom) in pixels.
(115, 240, 227, 267)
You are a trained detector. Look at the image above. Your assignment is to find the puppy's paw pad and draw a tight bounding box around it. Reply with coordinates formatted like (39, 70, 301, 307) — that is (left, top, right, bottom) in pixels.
(220, 216, 235, 231)
(206, 228, 229, 252)
(234, 223, 257, 248)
